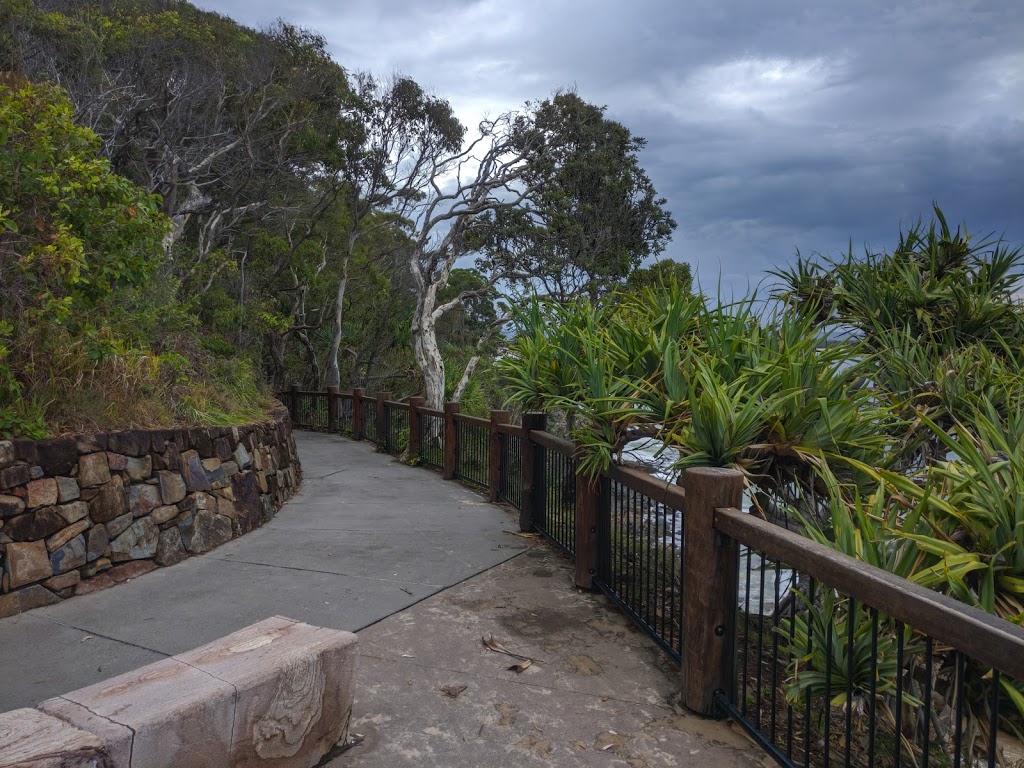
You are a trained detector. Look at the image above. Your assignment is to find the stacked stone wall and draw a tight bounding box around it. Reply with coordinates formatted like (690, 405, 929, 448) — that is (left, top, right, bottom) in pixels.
(0, 403, 300, 618)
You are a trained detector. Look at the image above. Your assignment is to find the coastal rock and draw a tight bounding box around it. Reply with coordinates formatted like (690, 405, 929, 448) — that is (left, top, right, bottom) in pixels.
(5, 540, 53, 587)
(109, 517, 158, 561)
(78, 452, 111, 487)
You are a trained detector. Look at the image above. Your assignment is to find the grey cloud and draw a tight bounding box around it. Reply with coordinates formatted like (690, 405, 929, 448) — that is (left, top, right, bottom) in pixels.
(196, 0, 1023, 295)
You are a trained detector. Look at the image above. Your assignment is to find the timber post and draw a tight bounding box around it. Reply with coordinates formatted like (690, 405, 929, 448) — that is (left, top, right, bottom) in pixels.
(408, 396, 425, 461)
(442, 402, 460, 479)
(487, 410, 510, 502)
(519, 412, 547, 532)
(327, 386, 339, 433)
(574, 462, 600, 589)
(352, 388, 364, 440)
(681, 466, 745, 716)
(289, 384, 300, 425)
(376, 391, 391, 450)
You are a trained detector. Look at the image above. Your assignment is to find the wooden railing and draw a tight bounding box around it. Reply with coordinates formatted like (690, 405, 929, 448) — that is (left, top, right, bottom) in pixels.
(282, 387, 1024, 767)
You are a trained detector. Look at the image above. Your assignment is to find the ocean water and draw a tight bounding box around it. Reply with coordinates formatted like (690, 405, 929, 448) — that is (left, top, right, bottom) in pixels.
(623, 437, 795, 616)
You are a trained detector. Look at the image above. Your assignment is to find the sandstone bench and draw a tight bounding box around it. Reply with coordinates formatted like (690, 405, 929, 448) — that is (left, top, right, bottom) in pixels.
(0, 616, 356, 768)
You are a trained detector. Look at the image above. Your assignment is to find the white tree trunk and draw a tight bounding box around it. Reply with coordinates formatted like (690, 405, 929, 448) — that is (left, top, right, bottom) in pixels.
(326, 256, 350, 388)
(412, 301, 446, 410)
(451, 354, 480, 403)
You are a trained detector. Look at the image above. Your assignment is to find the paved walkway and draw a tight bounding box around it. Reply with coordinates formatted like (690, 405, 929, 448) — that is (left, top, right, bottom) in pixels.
(0, 431, 761, 766)
(0, 432, 525, 711)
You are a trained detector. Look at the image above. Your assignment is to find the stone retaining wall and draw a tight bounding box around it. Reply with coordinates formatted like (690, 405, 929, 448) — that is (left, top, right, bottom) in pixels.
(0, 403, 300, 618)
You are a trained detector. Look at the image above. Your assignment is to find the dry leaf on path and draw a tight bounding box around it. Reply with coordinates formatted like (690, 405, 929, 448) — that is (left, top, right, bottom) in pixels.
(507, 660, 533, 673)
(481, 633, 533, 662)
(440, 685, 468, 698)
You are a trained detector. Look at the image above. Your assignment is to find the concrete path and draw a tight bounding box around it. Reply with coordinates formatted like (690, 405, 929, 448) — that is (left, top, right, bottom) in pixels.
(334, 544, 765, 768)
(0, 432, 526, 712)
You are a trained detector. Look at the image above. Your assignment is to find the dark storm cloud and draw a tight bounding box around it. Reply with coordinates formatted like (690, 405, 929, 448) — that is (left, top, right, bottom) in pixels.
(196, 0, 1023, 295)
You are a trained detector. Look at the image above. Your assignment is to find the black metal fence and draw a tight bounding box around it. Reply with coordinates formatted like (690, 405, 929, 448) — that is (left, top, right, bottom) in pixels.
(386, 403, 410, 455)
(454, 417, 489, 489)
(723, 544, 1021, 768)
(418, 409, 444, 470)
(535, 443, 576, 555)
(293, 391, 328, 430)
(361, 399, 377, 442)
(498, 431, 523, 508)
(595, 475, 683, 660)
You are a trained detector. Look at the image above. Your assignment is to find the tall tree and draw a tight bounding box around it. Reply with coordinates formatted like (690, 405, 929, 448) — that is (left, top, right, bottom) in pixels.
(325, 74, 464, 388)
(483, 91, 677, 302)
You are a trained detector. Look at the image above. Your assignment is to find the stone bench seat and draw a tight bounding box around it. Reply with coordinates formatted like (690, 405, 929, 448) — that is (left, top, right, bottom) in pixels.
(1, 617, 356, 768)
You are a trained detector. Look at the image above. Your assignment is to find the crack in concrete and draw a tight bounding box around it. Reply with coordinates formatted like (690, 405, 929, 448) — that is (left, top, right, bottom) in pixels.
(209, 556, 445, 588)
(33, 615, 171, 657)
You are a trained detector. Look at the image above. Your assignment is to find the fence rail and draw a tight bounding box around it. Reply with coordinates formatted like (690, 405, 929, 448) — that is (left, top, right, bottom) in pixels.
(281, 387, 1024, 768)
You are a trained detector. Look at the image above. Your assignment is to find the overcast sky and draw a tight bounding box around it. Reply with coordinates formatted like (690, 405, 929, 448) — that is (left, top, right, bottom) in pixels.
(198, 0, 1022, 297)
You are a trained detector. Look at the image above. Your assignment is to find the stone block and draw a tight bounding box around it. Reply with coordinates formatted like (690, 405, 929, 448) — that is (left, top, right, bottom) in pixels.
(57, 501, 90, 525)
(184, 510, 232, 554)
(39, 658, 234, 768)
(150, 505, 178, 525)
(75, 433, 106, 454)
(0, 440, 13, 470)
(36, 437, 78, 476)
(11, 439, 37, 464)
(104, 453, 127, 472)
(181, 450, 212, 492)
(125, 455, 152, 482)
(106, 430, 147, 457)
(29, 465, 44, 480)
(105, 512, 132, 539)
(0, 584, 61, 618)
(4, 508, 65, 542)
(88, 477, 126, 523)
(128, 484, 161, 518)
(46, 520, 90, 552)
(108, 518, 158, 562)
(78, 453, 111, 488)
(79, 557, 111, 579)
(86, 525, 109, 562)
(50, 535, 87, 574)
(0, 463, 30, 490)
(27, 478, 58, 509)
(5, 541, 53, 588)
(0, 707, 110, 767)
(157, 471, 186, 505)
(155, 527, 187, 567)
(75, 560, 154, 596)
(214, 436, 232, 462)
(177, 616, 357, 767)
(0, 494, 25, 519)
(55, 476, 80, 503)
(221, 461, 239, 478)
(233, 443, 252, 470)
(43, 570, 81, 592)
(36, 699, 129, 767)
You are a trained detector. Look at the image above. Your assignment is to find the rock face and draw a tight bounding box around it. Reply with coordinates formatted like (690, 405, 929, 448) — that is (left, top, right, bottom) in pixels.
(0, 404, 299, 617)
